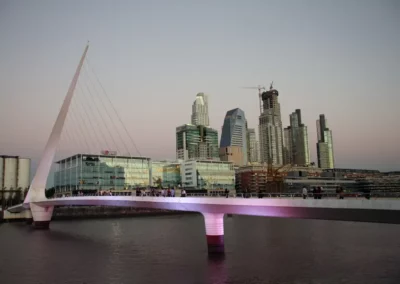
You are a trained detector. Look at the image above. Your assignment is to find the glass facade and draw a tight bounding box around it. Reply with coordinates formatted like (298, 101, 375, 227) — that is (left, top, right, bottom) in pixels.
(54, 154, 151, 192)
(247, 128, 259, 163)
(163, 163, 182, 187)
(181, 160, 235, 190)
(150, 161, 181, 188)
(176, 124, 219, 160)
(220, 108, 248, 165)
(316, 114, 335, 169)
(284, 109, 311, 166)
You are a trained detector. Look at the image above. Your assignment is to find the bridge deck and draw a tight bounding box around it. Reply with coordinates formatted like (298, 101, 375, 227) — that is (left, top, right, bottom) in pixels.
(8, 196, 400, 224)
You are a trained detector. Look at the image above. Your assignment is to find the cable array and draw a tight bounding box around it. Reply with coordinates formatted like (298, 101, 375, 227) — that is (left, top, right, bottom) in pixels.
(54, 58, 142, 163)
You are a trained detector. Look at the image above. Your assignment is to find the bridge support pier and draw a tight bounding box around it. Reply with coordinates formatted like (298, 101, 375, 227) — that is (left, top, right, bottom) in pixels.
(31, 203, 54, 229)
(25, 209, 33, 224)
(202, 213, 225, 254)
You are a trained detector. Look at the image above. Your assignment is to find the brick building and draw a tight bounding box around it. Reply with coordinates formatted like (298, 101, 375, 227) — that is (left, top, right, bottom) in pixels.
(235, 165, 268, 192)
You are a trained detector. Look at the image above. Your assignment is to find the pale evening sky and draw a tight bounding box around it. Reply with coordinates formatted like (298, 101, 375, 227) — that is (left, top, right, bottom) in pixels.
(0, 0, 399, 174)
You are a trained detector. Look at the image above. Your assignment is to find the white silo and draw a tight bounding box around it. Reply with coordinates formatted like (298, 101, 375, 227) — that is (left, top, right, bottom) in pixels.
(17, 158, 31, 198)
(0, 156, 31, 200)
(3, 156, 18, 199)
(0, 156, 3, 191)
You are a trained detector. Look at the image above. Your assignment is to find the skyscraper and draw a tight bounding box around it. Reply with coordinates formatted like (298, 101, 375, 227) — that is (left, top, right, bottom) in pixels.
(219, 108, 248, 166)
(316, 114, 335, 168)
(283, 109, 310, 166)
(258, 83, 284, 165)
(247, 128, 260, 163)
(283, 127, 292, 165)
(191, 93, 209, 126)
(176, 124, 219, 161)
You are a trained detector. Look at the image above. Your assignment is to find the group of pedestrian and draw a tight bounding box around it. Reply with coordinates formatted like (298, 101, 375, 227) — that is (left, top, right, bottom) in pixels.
(242, 188, 251, 198)
(160, 188, 176, 197)
(336, 186, 345, 199)
(312, 187, 323, 199)
(302, 186, 324, 199)
(131, 187, 190, 197)
(98, 190, 113, 196)
(302, 186, 346, 199)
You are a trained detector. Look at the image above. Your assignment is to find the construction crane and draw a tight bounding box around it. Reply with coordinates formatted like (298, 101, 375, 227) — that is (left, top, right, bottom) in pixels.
(265, 162, 293, 193)
(274, 164, 293, 180)
(241, 85, 266, 114)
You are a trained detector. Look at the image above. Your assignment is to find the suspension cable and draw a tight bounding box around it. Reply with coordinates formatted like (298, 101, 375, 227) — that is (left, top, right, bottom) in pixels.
(83, 61, 132, 157)
(77, 82, 112, 151)
(86, 57, 142, 157)
(81, 66, 122, 155)
(75, 82, 103, 153)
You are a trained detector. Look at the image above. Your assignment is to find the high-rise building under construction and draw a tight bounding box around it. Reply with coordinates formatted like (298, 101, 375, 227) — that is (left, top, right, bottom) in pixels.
(258, 83, 284, 165)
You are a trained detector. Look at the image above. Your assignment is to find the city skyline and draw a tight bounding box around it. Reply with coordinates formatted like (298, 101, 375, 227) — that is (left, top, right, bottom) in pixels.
(0, 1, 399, 172)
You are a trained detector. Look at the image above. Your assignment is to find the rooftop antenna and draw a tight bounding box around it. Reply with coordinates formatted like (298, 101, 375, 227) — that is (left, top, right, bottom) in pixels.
(270, 81, 274, 90)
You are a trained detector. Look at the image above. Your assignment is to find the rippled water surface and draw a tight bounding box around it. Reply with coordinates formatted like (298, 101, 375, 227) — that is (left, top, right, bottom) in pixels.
(1, 214, 400, 284)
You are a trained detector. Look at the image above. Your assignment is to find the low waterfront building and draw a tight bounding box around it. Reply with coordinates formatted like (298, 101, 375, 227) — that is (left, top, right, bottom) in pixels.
(284, 177, 356, 193)
(54, 153, 151, 193)
(180, 160, 235, 190)
(235, 164, 268, 192)
(163, 162, 182, 188)
(235, 164, 348, 193)
(150, 160, 181, 188)
(321, 168, 380, 178)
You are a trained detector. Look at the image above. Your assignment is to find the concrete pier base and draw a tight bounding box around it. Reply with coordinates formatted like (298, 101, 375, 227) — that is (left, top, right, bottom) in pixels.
(31, 203, 54, 230)
(33, 220, 51, 229)
(202, 213, 225, 254)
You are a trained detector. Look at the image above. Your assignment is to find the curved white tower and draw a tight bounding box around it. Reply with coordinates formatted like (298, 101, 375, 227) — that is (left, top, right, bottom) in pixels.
(24, 44, 89, 229)
(191, 93, 209, 127)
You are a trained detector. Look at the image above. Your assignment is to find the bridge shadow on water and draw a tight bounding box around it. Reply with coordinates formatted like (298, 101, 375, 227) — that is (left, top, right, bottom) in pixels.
(206, 254, 228, 284)
(3, 214, 400, 284)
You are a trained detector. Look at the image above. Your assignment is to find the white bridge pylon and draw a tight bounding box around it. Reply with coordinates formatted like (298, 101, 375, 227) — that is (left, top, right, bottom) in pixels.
(24, 44, 89, 206)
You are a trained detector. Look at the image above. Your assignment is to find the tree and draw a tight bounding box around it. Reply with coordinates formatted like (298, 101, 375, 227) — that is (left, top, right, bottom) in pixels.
(45, 187, 55, 198)
(153, 177, 163, 188)
(13, 188, 23, 205)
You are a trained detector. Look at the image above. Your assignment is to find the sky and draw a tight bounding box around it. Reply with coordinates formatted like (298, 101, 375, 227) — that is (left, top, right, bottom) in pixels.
(0, 0, 399, 176)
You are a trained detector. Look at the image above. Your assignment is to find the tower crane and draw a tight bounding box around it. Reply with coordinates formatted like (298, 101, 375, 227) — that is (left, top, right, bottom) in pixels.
(241, 85, 266, 114)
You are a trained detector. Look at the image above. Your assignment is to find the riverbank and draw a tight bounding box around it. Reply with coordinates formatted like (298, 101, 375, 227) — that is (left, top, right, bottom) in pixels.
(1, 206, 197, 223)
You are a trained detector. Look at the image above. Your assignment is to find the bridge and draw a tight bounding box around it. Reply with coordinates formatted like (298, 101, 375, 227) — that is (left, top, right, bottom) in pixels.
(8, 43, 400, 254)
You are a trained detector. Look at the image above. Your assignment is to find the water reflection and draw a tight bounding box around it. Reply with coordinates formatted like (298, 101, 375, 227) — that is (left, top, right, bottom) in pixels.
(207, 254, 227, 284)
(107, 221, 123, 284)
(2, 214, 400, 284)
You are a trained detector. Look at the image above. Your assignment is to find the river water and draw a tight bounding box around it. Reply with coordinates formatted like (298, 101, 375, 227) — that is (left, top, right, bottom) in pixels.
(1, 214, 400, 284)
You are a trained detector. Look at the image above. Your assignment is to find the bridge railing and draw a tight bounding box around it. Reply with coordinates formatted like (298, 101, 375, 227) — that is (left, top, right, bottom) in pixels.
(47, 191, 400, 200)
